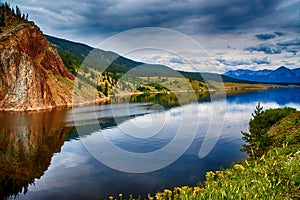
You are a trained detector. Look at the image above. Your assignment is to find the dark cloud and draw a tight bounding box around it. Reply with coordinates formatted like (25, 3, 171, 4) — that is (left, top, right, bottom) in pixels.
(8, 0, 299, 72)
(255, 34, 276, 40)
(217, 57, 271, 67)
(10, 0, 296, 39)
(274, 31, 286, 36)
(216, 58, 251, 66)
(286, 49, 297, 55)
(251, 57, 271, 65)
(277, 38, 300, 46)
(245, 38, 300, 55)
(244, 43, 282, 54)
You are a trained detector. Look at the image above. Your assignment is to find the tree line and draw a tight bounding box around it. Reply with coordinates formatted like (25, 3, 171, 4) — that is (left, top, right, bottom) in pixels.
(0, 2, 29, 29)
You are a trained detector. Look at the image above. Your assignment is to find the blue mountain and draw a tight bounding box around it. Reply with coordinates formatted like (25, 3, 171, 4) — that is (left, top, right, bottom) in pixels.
(224, 66, 300, 84)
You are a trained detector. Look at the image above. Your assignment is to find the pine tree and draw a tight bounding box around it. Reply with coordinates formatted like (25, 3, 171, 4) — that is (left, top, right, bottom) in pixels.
(241, 103, 265, 158)
(16, 5, 21, 18)
(0, 12, 5, 27)
(241, 103, 296, 158)
(104, 82, 108, 96)
(4, 2, 10, 10)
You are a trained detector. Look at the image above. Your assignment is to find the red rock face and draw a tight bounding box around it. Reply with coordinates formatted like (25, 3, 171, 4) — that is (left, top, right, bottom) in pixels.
(0, 21, 75, 111)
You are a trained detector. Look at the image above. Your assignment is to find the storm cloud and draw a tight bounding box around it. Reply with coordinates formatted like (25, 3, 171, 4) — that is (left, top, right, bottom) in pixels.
(7, 0, 300, 71)
(277, 38, 300, 47)
(255, 34, 276, 40)
(216, 58, 251, 66)
(244, 43, 282, 54)
(251, 57, 271, 65)
(9, 0, 299, 39)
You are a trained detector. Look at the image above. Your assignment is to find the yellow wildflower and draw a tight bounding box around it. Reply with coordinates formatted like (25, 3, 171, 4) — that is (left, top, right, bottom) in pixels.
(234, 164, 245, 171)
(216, 170, 224, 178)
(206, 171, 215, 179)
(226, 170, 233, 176)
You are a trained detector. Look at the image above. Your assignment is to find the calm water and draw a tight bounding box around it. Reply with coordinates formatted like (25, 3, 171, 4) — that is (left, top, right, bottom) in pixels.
(1, 88, 300, 199)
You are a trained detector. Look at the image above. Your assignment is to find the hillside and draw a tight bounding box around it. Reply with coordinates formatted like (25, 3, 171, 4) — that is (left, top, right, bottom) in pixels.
(225, 66, 300, 84)
(0, 3, 104, 111)
(46, 35, 251, 84)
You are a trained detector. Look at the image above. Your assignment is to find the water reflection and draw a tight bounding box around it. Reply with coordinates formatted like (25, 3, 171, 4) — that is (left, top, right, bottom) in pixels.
(0, 111, 70, 199)
(1, 88, 300, 199)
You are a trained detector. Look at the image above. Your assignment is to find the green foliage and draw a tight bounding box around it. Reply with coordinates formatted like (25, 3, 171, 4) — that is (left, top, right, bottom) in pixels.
(136, 86, 150, 92)
(241, 104, 296, 158)
(104, 82, 108, 96)
(0, 12, 5, 27)
(147, 83, 170, 91)
(46, 35, 92, 62)
(57, 50, 81, 75)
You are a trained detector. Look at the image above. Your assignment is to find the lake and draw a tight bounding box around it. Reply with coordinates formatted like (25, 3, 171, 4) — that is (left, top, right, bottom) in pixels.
(1, 88, 300, 199)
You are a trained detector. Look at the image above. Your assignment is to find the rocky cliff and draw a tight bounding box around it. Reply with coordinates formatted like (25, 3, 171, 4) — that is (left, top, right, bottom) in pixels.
(0, 4, 103, 111)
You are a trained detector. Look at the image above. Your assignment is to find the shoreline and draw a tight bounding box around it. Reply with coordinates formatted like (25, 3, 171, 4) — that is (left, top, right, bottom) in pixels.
(1, 85, 297, 113)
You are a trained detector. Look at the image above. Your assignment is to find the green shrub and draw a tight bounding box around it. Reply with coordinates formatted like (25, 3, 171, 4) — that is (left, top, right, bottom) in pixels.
(241, 103, 296, 158)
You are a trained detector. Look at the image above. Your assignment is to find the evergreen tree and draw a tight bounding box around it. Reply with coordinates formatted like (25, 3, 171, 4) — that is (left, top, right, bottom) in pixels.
(241, 103, 296, 158)
(4, 2, 10, 10)
(104, 82, 108, 96)
(16, 5, 21, 17)
(96, 84, 102, 92)
(0, 12, 5, 27)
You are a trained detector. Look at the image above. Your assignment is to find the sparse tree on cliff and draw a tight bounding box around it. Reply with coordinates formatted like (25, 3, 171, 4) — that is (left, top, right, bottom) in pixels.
(0, 12, 5, 27)
(104, 82, 108, 96)
(16, 5, 21, 18)
(4, 2, 10, 10)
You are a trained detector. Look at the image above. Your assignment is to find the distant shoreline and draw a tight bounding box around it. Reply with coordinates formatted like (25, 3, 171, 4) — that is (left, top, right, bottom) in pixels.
(2, 84, 295, 113)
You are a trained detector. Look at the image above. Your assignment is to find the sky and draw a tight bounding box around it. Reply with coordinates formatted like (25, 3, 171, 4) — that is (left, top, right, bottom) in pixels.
(7, 0, 300, 73)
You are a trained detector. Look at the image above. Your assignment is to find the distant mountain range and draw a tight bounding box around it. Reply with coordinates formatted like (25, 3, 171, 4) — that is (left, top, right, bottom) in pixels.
(224, 66, 300, 84)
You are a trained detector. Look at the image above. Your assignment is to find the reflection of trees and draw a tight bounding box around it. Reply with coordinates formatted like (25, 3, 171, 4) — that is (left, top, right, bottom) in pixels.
(113, 91, 210, 108)
(0, 111, 70, 199)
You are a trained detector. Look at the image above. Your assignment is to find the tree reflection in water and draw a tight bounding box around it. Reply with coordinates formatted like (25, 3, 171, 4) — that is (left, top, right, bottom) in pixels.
(0, 110, 70, 199)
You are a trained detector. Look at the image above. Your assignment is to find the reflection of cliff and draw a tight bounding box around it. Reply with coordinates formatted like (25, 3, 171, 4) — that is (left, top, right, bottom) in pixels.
(0, 111, 70, 199)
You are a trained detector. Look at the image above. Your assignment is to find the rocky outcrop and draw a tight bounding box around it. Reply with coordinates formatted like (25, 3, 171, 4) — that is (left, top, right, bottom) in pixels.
(0, 21, 77, 111)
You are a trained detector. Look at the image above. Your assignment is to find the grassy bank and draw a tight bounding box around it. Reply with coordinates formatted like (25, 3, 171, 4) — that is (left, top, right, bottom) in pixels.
(153, 144, 299, 199)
